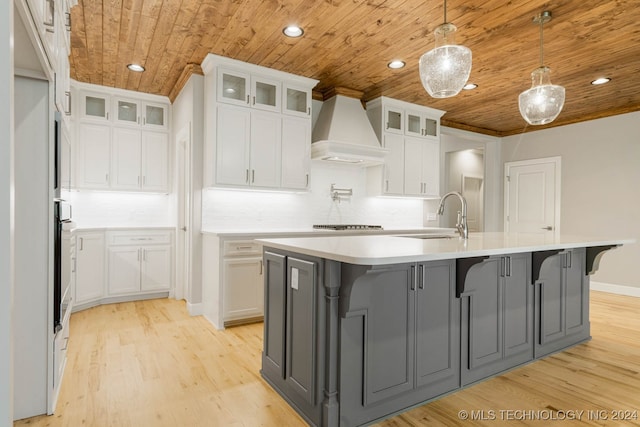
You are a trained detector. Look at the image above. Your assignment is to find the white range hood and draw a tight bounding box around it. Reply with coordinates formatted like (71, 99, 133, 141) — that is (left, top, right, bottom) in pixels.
(312, 95, 388, 166)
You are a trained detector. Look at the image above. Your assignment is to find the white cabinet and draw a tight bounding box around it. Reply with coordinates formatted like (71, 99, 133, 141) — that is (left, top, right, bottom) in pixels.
(77, 123, 111, 189)
(214, 106, 282, 188)
(283, 84, 312, 118)
(111, 128, 169, 192)
(281, 116, 311, 189)
(404, 137, 440, 197)
(222, 240, 264, 324)
(405, 109, 439, 139)
(381, 133, 405, 195)
(106, 230, 173, 296)
(203, 54, 318, 190)
(141, 132, 170, 192)
(366, 97, 444, 198)
(113, 97, 169, 130)
(74, 83, 171, 192)
(250, 111, 282, 187)
(215, 105, 251, 185)
(217, 68, 281, 113)
(80, 91, 111, 122)
(74, 231, 105, 306)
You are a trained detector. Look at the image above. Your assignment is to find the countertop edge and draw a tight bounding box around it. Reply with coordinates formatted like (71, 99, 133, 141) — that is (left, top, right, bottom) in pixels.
(257, 234, 635, 265)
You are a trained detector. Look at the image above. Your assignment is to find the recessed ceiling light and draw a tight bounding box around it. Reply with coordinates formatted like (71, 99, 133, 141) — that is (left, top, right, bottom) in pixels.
(463, 83, 478, 90)
(127, 63, 145, 72)
(591, 77, 611, 85)
(283, 26, 304, 38)
(387, 60, 406, 69)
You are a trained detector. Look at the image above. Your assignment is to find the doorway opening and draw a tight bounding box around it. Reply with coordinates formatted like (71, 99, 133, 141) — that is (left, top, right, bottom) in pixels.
(443, 149, 485, 231)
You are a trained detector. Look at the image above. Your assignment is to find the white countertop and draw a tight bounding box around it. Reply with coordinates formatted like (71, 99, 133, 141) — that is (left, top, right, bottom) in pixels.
(203, 227, 455, 238)
(258, 232, 634, 265)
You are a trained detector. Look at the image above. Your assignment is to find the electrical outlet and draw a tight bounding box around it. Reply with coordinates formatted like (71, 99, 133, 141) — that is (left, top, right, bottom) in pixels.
(427, 213, 437, 221)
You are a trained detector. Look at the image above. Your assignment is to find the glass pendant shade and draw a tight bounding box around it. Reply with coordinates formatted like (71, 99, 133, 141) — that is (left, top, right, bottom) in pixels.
(519, 67, 565, 125)
(419, 23, 472, 98)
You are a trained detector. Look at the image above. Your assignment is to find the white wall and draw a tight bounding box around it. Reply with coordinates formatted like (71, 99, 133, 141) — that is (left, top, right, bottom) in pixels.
(502, 112, 640, 288)
(172, 74, 204, 305)
(1, 1, 15, 422)
(202, 162, 424, 230)
(13, 75, 50, 419)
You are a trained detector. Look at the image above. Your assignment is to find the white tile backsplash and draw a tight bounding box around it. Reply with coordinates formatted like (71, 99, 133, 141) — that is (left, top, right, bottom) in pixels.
(202, 163, 424, 230)
(64, 190, 175, 228)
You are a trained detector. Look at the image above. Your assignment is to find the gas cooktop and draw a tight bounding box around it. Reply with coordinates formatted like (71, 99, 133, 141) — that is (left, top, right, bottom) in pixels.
(312, 224, 384, 231)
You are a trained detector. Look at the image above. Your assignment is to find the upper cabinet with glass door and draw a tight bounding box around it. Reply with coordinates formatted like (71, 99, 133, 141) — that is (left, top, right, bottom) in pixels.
(405, 109, 439, 140)
(283, 84, 312, 118)
(217, 68, 281, 113)
(113, 97, 169, 130)
(81, 91, 111, 122)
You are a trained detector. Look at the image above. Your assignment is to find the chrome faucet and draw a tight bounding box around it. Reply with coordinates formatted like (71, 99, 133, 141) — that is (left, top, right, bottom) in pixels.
(437, 191, 469, 239)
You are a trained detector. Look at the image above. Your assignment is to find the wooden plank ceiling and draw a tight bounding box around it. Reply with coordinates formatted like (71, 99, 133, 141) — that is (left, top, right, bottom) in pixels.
(69, 0, 640, 136)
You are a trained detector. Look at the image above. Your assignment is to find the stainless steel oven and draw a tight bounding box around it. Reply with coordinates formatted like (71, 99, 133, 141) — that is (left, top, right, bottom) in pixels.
(54, 200, 72, 332)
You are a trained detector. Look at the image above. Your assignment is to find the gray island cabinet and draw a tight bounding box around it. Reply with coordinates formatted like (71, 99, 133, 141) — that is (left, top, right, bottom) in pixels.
(258, 234, 629, 427)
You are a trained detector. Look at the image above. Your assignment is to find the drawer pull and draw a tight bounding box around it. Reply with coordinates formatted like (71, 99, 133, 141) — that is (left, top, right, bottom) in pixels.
(236, 246, 254, 250)
(132, 237, 153, 241)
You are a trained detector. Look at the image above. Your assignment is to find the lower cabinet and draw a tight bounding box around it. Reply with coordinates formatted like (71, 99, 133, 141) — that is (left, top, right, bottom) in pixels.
(339, 260, 459, 426)
(460, 253, 533, 386)
(74, 231, 106, 306)
(107, 230, 172, 295)
(222, 240, 264, 324)
(74, 229, 173, 311)
(262, 251, 323, 426)
(534, 248, 589, 358)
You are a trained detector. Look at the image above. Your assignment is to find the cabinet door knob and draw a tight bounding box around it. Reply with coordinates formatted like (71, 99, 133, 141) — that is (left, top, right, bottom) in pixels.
(541, 226, 553, 231)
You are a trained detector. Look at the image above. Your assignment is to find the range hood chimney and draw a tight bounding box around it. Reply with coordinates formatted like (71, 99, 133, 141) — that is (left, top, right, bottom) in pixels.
(312, 88, 387, 166)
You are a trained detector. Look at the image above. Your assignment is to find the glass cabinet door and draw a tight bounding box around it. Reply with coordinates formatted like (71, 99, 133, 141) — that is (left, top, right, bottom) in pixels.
(406, 112, 422, 137)
(251, 77, 280, 112)
(115, 99, 140, 125)
(82, 93, 110, 121)
(384, 106, 403, 134)
(144, 103, 167, 129)
(284, 86, 311, 117)
(218, 69, 250, 106)
(424, 118, 438, 137)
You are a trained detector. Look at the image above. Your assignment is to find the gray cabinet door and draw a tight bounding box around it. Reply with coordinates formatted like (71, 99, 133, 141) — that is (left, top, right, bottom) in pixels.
(415, 260, 459, 391)
(285, 256, 318, 405)
(565, 248, 588, 336)
(262, 251, 286, 378)
(503, 254, 534, 358)
(535, 248, 590, 357)
(461, 253, 532, 385)
(363, 264, 416, 405)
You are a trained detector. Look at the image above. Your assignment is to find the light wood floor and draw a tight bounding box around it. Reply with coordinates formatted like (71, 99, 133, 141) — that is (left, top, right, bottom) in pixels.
(15, 291, 640, 426)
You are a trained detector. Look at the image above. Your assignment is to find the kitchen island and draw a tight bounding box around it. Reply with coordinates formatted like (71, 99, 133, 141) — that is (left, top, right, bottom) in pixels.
(258, 233, 631, 427)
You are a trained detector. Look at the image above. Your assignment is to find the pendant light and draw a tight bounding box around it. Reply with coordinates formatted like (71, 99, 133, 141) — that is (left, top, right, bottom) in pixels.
(419, 0, 472, 98)
(518, 11, 565, 125)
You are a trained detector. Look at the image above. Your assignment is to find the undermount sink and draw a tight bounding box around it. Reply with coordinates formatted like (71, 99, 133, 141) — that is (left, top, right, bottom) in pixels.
(398, 234, 455, 240)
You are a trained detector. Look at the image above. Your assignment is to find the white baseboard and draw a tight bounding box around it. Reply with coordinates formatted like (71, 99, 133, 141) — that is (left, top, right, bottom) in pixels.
(187, 302, 204, 316)
(591, 281, 640, 298)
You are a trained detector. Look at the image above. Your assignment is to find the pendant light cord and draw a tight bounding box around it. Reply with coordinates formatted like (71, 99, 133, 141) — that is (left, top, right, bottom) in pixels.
(539, 14, 544, 66)
(443, 0, 447, 23)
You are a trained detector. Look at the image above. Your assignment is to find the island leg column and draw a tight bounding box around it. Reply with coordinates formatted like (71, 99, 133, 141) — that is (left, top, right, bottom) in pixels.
(322, 260, 341, 427)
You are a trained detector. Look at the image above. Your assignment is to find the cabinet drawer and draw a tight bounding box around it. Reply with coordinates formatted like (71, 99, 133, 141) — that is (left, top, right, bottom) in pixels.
(107, 230, 172, 246)
(223, 240, 262, 256)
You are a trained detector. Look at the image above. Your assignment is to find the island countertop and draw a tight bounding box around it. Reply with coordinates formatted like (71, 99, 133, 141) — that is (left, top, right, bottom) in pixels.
(258, 232, 634, 265)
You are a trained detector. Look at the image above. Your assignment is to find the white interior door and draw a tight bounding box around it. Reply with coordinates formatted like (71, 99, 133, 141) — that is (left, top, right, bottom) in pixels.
(176, 125, 192, 301)
(504, 157, 560, 234)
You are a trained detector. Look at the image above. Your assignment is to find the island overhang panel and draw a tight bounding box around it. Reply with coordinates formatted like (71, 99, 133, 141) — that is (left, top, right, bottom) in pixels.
(258, 233, 631, 427)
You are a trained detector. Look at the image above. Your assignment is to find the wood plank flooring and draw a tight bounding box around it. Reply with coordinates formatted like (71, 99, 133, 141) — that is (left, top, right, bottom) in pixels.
(15, 291, 640, 426)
